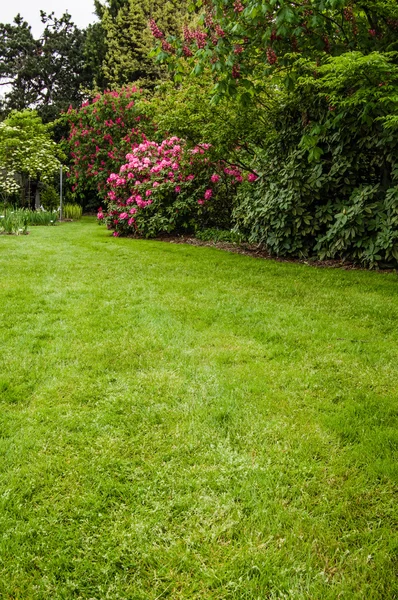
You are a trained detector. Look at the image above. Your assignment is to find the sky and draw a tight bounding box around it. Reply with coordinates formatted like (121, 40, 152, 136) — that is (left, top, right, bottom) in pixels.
(0, 0, 98, 35)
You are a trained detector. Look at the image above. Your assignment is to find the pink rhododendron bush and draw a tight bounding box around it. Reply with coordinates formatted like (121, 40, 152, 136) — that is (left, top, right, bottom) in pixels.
(64, 86, 154, 202)
(98, 136, 254, 237)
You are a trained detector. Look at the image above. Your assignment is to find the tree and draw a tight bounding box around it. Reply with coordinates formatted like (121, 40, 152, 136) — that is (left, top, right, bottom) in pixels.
(84, 21, 108, 92)
(99, 0, 188, 90)
(154, 0, 398, 99)
(0, 110, 62, 206)
(0, 12, 93, 121)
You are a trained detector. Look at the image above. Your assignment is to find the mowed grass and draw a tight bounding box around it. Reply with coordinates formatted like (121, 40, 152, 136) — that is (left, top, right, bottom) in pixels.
(0, 218, 397, 599)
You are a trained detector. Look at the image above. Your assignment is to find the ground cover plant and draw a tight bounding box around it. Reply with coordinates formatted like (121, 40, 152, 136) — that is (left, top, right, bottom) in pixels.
(0, 218, 397, 599)
(25, 209, 58, 226)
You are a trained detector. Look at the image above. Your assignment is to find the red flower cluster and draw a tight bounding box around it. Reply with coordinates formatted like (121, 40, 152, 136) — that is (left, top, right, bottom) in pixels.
(233, 0, 244, 13)
(266, 48, 277, 65)
(149, 19, 164, 39)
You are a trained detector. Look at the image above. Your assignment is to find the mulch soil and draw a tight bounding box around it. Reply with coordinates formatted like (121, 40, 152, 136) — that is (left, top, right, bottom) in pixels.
(154, 235, 398, 273)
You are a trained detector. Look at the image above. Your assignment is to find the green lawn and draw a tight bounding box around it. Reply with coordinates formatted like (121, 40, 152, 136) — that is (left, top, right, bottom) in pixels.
(0, 218, 397, 599)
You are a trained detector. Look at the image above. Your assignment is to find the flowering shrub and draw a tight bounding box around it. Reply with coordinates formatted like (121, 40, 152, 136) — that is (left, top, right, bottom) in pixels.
(99, 136, 256, 237)
(0, 110, 61, 205)
(64, 86, 154, 201)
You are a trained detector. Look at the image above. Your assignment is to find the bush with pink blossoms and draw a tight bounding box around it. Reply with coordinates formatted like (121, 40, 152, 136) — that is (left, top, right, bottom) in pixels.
(62, 86, 155, 205)
(100, 137, 245, 237)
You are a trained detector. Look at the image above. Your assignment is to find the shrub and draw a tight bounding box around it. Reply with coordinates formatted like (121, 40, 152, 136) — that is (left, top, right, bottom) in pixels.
(233, 53, 398, 267)
(99, 137, 257, 237)
(0, 111, 62, 204)
(41, 186, 59, 210)
(63, 86, 155, 201)
(195, 228, 244, 243)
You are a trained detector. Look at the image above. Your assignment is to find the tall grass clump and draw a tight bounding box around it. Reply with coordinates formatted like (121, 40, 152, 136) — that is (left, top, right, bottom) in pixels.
(27, 210, 58, 226)
(63, 203, 82, 220)
(0, 210, 29, 235)
(0, 208, 58, 232)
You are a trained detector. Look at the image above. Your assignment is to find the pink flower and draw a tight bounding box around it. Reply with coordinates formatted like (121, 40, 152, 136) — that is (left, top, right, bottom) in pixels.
(211, 174, 220, 183)
(247, 173, 258, 182)
(119, 212, 128, 220)
(129, 207, 138, 215)
(97, 212, 104, 220)
(197, 199, 204, 205)
(153, 181, 160, 187)
(204, 189, 213, 200)
(113, 231, 120, 237)
(186, 174, 195, 181)
(128, 217, 135, 226)
(146, 190, 152, 197)
(175, 186, 181, 193)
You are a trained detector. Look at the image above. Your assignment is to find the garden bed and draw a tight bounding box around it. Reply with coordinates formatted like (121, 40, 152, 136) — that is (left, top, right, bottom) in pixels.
(157, 235, 398, 273)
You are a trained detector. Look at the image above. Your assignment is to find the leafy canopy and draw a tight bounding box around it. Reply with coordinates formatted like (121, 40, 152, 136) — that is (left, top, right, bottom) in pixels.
(0, 110, 61, 196)
(153, 0, 398, 99)
(0, 12, 92, 121)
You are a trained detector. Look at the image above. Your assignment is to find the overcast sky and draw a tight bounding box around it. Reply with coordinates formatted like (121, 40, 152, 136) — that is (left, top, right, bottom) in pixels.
(0, 0, 98, 35)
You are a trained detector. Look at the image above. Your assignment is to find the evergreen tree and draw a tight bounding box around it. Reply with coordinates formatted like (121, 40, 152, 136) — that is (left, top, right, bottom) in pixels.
(84, 21, 108, 91)
(100, 0, 188, 90)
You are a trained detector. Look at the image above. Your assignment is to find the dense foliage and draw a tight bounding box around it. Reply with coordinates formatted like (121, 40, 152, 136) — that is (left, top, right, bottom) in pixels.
(0, 13, 92, 121)
(155, 0, 398, 98)
(100, 135, 257, 236)
(63, 86, 154, 205)
(2, 0, 398, 267)
(150, 73, 267, 167)
(100, 0, 188, 90)
(145, 0, 398, 266)
(233, 52, 398, 265)
(0, 110, 61, 204)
